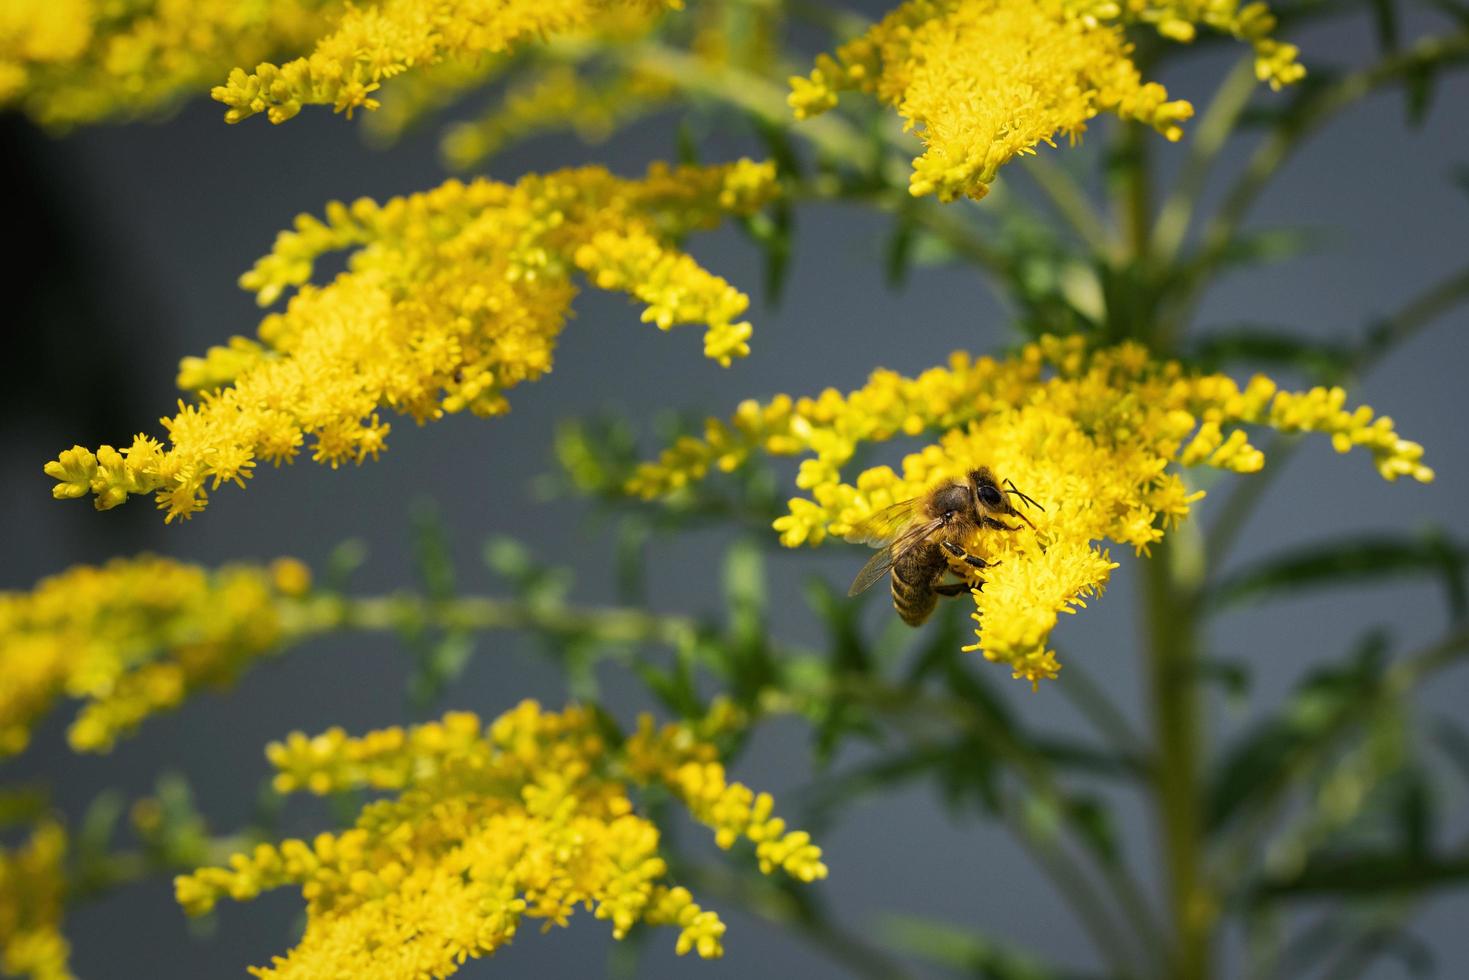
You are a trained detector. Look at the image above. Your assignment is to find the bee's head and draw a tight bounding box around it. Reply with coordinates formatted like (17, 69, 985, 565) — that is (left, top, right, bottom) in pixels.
(968, 467, 1041, 529)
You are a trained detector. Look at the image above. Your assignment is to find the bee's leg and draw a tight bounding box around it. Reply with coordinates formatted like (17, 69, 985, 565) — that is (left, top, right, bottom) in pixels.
(933, 582, 975, 597)
(981, 516, 1023, 532)
(940, 540, 998, 570)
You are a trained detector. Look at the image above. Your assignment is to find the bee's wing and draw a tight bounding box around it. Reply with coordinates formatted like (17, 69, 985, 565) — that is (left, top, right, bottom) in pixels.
(842, 498, 926, 547)
(847, 519, 942, 597)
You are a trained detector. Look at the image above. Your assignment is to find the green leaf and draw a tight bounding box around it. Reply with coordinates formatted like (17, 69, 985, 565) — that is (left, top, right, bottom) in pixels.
(1031, 737, 1148, 780)
(885, 210, 917, 288)
(1213, 226, 1327, 270)
(1188, 325, 1353, 382)
(737, 199, 795, 308)
(613, 518, 651, 605)
(631, 649, 703, 720)
(1431, 716, 1469, 789)
(748, 113, 804, 182)
(79, 790, 123, 859)
(1397, 766, 1433, 860)
(323, 538, 368, 592)
(482, 536, 572, 607)
(409, 498, 455, 600)
(804, 577, 880, 765)
(1423, 0, 1469, 28)
(1368, 0, 1401, 54)
(0, 786, 50, 827)
(803, 742, 994, 827)
(1194, 656, 1252, 703)
(722, 538, 775, 698)
(904, 600, 968, 684)
(1205, 530, 1468, 620)
(1255, 848, 1469, 898)
(406, 632, 476, 708)
(675, 118, 701, 166)
(880, 915, 1095, 979)
(1206, 632, 1391, 831)
(1064, 794, 1120, 865)
(1450, 162, 1469, 200)
(1400, 57, 1437, 126)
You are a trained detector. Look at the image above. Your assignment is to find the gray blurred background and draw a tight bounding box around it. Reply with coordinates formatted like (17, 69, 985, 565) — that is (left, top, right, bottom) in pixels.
(1, 6, 1467, 977)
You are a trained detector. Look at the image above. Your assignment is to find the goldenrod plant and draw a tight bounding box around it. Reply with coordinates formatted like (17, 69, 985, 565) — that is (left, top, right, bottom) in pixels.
(2, 0, 1467, 977)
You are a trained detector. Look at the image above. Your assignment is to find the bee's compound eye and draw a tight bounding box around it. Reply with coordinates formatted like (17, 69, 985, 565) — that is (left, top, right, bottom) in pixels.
(979, 486, 1003, 507)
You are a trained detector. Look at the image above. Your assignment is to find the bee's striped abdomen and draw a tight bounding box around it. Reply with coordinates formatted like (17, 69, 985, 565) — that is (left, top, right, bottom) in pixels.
(890, 544, 943, 626)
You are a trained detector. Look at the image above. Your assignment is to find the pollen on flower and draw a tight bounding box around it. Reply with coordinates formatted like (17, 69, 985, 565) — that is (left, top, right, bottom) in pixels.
(177, 702, 822, 976)
(44, 160, 779, 521)
(628, 336, 1430, 684)
(0, 555, 313, 756)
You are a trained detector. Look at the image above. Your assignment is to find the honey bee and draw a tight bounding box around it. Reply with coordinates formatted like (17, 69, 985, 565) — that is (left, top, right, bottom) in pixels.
(845, 467, 1043, 626)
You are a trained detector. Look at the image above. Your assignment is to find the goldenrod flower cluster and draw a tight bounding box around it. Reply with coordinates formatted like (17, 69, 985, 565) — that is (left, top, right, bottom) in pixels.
(176, 702, 824, 976)
(212, 0, 677, 124)
(0, 820, 69, 980)
(789, 0, 1196, 202)
(45, 160, 778, 521)
(790, 0, 1301, 203)
(0, 556, 311, 756)
(0, 0, 335, 127)
(628, 336, 1432, 684)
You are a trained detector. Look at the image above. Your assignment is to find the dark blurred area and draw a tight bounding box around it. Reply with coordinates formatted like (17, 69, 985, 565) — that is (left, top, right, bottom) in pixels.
(2, 8, 1468, 977)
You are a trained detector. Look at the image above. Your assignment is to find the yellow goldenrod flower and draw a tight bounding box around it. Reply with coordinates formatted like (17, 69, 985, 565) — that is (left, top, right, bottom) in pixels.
(0, 556, 312, 756)
(212, 0, 678, 124)
(44, 160, 778, 521)
(628, 336, 1431, 685)
(1069, 0, 1305, 88)
(790, 0, 1301, 203)
(0, 0, 337, 127)
(176, 702, 824, 976)
(0, 820, 70, 980)
(789, 0, 1195, 202)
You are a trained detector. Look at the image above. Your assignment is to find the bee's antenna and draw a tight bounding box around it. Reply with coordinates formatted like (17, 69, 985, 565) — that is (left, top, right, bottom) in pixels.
(1004, 479, 1044, 512)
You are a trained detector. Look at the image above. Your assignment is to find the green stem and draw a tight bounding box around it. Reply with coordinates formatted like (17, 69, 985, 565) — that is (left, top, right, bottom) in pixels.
(1117, 121, 1154, 266)
(629, 41, 1015, 281)
(1211, 627, 1469, 893)
(675, 861, 918, 980)
(776, 674, 1161, 975)
(790, 175, 1012, 274)
(289, 594, 699, 649)
(1143, 527, 1212, 980)
(1152, 57, 1259, 264)
(1166, 29, 1469, 334)
(1019, 153, 1113, 256)
(1052, 648, 1152, 763)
